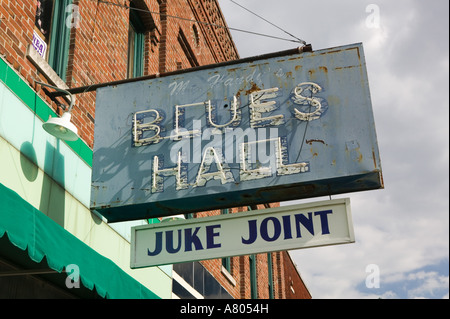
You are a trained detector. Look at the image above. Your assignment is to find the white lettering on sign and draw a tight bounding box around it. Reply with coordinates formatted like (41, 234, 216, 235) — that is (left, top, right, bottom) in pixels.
(194, 147, 234, 187)
(249, 87, 284, 128)
(207, 96, 241, 129)
(132, 82, 326, 193)
(240, 137, 309, 181)
(131, 199, 354, 268)
(292, 82, 327, 121)
(133, 109, 163, 146)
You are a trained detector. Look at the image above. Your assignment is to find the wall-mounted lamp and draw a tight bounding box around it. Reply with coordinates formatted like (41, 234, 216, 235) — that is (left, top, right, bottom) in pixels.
(36, 81, 79, 141)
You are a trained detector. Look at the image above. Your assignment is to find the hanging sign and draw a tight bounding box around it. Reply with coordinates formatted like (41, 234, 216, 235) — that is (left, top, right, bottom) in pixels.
(91, 43, 382, 222)
(130, 198, 354, 268)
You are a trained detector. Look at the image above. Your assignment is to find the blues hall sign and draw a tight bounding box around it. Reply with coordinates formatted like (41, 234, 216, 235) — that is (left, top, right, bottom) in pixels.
(91, 43, 383, 222)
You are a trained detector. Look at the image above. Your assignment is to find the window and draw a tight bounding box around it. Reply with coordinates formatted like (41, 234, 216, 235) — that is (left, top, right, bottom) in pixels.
(127, 8, 145, 78)
(178, 28, 199, 68)
(34, 0, 53, 46)
(192, 24, 200, 47)
(34, 0, 72, 80)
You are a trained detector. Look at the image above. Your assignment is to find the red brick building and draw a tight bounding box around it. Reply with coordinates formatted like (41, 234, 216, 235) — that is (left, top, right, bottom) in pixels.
(0, 0, 311, 299)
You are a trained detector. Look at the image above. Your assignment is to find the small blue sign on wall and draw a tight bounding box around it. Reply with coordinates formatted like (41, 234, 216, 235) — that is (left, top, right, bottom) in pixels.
(91, 43, 383, 222)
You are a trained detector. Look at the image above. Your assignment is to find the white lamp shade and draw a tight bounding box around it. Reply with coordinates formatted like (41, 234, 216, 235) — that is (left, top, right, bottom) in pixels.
(42, 112, 79, 141)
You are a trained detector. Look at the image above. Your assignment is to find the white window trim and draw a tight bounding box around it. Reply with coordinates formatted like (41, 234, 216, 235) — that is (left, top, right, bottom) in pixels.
(221, 265, 236, 286)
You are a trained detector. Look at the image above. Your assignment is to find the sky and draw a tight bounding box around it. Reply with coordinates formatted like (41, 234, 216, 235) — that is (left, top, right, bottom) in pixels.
(217, 0, 449, 299)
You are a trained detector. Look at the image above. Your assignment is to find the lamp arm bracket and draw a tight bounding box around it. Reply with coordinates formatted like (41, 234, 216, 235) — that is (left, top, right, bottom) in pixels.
(35, 80, 74, 112)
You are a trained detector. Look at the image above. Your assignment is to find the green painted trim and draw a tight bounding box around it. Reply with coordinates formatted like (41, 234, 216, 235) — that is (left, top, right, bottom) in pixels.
(267, 253, 274, 299)
(221, 208, 231, 272)
(0, 57, 93, 167)
(250, 254, 257, 299)
(133, 31, 145, 78)
(130, 9, 145, 78)
(147, 218, 161, 224)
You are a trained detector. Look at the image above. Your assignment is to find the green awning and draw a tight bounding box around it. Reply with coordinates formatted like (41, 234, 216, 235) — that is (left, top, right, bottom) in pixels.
(0, 183, 160, 299)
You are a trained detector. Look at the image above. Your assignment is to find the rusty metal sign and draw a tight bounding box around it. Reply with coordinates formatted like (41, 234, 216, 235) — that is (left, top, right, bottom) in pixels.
(131, 199, 355, 268)
(91, 43, 383, 222)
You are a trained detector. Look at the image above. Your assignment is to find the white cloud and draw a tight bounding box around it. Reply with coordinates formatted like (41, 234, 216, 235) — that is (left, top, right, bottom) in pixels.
(406, 271, 449, 299)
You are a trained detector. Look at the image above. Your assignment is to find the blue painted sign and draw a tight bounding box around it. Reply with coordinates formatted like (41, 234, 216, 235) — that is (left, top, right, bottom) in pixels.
(91, 43, 383, 222)
(131, 199, 355, 267)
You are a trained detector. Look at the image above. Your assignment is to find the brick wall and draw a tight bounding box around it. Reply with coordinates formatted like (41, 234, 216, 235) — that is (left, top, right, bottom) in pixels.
(66, 0, 130, 145)
(283, 251, 312, 299)
(0, 1, 35, 81)
(0, 0, 238, 147)
(0, 0, 46, 102)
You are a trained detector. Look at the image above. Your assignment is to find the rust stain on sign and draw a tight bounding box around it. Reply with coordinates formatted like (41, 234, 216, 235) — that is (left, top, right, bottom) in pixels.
(306, 139, 327, 145)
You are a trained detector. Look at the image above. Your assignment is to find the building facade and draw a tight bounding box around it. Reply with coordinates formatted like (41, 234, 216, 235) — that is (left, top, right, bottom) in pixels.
(0, 0, 310, 299)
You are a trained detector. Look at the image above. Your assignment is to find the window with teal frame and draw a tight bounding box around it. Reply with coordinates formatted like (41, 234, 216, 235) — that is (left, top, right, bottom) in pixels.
(47, 0, 72, 81)
(221, 209, 231, 272)
(248, 206, 258, 299)
(127, 8, 145, 78)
